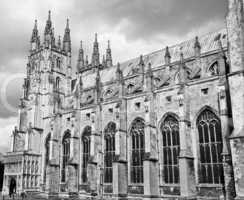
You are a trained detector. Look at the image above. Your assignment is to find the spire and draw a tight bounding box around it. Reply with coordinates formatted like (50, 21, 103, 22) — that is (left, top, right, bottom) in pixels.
(92, 33, 100, 66)
(164, 46, 171, 65)
(30, 20, 40, 50)
(85, 55, 89, 66)
(217, 36, 225, 57)
(102, 55, 106, 67)
(106, 40, 113, 67)
(179, 51, 187, 84)
(116, 62, 123, 81)
(194, 36, 201, 57)
(180, 51, 184, 64)
(57, 35, 61, 49)
(44, 10, 55, 47)
(139, 55, 144, 66)
(63, 18, 71, 53)
(44, 10, 52, 35)
(77, 41, 84, 73)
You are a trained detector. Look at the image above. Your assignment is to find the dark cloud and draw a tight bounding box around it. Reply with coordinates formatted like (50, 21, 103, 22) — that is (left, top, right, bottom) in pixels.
(0, 0, 228, 119)
(73, 0, 228, 40)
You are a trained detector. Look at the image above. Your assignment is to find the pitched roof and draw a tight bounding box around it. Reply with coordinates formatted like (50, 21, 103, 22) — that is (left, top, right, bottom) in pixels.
(81, 28, 227, 88)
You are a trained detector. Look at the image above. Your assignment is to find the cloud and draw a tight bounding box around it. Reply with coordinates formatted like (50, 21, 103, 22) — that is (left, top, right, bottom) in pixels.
(0, 117, 17, 153)
(73, 0, 228, 40)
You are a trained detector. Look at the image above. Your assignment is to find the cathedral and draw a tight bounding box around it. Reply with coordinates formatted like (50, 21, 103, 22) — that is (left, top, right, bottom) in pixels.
(3, 0, 244, 199)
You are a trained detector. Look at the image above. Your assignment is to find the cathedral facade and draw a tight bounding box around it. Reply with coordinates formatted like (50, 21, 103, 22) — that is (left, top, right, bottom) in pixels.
(3, 0, 244, 199)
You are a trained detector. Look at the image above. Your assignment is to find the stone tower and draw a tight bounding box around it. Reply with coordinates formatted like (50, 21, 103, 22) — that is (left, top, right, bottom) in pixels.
(3, 11, 72, 194)
(227, 0, 244, 199)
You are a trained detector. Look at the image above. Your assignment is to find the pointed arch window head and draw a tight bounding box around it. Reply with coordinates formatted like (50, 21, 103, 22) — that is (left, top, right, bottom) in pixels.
(130, 118, 145, 184)
(197, 109, 224, 184)
(81, 126, 91, 183)
(209, 61, 219, 76)
(104, 122, 116, 184)
(61, 130, 71, 182)
(161, 115, 180, 184)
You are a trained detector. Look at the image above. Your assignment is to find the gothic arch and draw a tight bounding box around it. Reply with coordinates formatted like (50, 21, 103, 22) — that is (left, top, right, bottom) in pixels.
(104, 122, 116, 185)
(196, 107, 224, 184)
(207, 60, 219, 76)
(158, 112, 180, 130)
(43, 133, 51, 185)
(159, 113, 180, 184)
(61, 130, 71, 182)
(128, 117, 145, 135)
(129, 117, 145, 184)
(81, 126, 91, 183)
(194, 105, 219, 125)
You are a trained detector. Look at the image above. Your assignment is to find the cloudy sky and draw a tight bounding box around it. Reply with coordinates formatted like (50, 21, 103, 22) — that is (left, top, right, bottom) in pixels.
(0, 0, 228, 152)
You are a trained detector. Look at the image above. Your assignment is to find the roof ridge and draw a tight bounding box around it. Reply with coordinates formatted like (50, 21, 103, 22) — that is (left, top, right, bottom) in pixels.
(116, 27, 226, 66)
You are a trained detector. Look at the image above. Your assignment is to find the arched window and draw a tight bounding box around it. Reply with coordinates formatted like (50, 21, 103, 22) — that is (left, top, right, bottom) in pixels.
(104, 122, 116, 184)
(209, 61, 219, 76)
(56, 77, 60, 91)
(61, 131, 70, 182)
(81, 126, 91, 183)
(57, 58, 61, 69)
(43, 134, 51, 184)
(197, 109, 224, 184)
(161, 115, 180, 184)
(130, 118, 145, 184)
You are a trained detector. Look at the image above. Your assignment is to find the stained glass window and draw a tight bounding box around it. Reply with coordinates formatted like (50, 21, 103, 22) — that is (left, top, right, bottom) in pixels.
(130, 118, 145, 184)
(161, 115, 180, 184)
(197, 109, 224, 184)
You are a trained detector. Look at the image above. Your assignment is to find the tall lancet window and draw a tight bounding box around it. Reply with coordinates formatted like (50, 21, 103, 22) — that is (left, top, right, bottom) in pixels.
(43, 133, 51, 184)
(61, 131, 71, 182)
(197, 109, 224, 184)
(81, 126, 91, 183)
(56, 77, 60, 91)
(161, 115, 180, 184)
(104, 122, 116, 184)
(130, 118, 145, 184)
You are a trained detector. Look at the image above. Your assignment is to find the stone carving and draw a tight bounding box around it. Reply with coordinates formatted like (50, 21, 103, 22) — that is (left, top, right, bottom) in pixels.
(125, 77, 143, 94)
(153, 70, 171, 88)
(103, 86, 119, 99)
(81, 90, 95, 105)
(127, 62, 142, 76)
(186, 66, 201, 80)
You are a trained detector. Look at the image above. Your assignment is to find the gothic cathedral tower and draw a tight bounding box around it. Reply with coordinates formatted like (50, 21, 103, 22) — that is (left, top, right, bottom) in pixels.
(3, 11, 72, 194)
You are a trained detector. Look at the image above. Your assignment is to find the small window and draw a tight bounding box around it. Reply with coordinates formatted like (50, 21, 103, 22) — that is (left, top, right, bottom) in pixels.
(108, 108, 113, 113)
(166, 96, 172, 102)
(201, 88, 208, 95)
(86, 113, 90, 120)
(135, 102, 141, 110)
(57, 58, 61, 69)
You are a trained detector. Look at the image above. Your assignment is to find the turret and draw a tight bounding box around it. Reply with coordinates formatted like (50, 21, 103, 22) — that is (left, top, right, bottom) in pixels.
(106, 40, 113, 67)
(44, 11, 55, 48)
(102, 55, 106, 67)
(179, 52, 187, 85)
(164, 46, 171, 65)
(194, 36, 201, 57)
(76, 41, 84, 73)
(63, 19, 71, 53)
(91, 33, 100, 67)
(57, 35, 61, 50)
(30, 20, 40, 51)
(85, 55, 89, 66)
